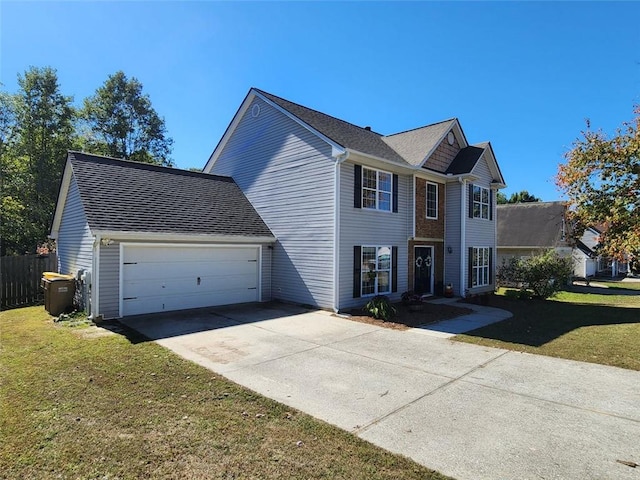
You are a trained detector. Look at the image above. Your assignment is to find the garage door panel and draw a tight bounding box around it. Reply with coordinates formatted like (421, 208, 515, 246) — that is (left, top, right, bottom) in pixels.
(123, 273, 257, 298)
(123, 246, 256, 263)
(121, 245, 260, 317)
(123, 259, 258, 281)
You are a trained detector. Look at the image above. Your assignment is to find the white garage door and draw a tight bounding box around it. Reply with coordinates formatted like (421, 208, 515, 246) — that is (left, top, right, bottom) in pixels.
(121, 244, 260, 317)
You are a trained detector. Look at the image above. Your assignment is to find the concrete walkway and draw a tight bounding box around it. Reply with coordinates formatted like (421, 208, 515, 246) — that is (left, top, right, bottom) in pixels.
(123, 303, 640, 480)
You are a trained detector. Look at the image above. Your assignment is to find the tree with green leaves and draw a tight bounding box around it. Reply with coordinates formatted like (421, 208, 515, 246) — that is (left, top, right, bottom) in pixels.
(82, 71, 173, 166)
(557, 107, 639, 260)
(1, 68, 76, 255)
(497, 190, 541, 204)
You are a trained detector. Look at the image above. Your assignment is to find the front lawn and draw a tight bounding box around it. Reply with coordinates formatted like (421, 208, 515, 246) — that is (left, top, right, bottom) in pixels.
(455, 288, 640, 371)
(0, 306, 451, 480)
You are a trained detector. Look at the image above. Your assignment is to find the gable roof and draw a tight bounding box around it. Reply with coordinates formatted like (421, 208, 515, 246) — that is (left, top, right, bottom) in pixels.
(497, 201, 568, 248)
(53, 152, 273, 239)
(445, 146, 485, 175)
(381, 119, 459, 167)
(255, 89, 410, 166)
(206, 88, 505, 186)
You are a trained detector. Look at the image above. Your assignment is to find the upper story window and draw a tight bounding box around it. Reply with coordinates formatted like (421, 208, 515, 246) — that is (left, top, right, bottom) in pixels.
(362, 167, 392, 211)
(426, 182, 438, 219)
(472, 185, 490, 219)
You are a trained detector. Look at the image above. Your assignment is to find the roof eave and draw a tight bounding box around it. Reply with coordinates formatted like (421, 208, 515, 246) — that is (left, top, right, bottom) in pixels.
(49, 156, 74, 239)
(414, 119, 468, 169)
(92, 230, 276, 243)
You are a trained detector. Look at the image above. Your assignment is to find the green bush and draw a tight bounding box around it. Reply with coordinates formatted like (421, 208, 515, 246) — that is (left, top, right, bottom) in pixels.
(498, 251, 573, 299)
(364, 295, 397, 321)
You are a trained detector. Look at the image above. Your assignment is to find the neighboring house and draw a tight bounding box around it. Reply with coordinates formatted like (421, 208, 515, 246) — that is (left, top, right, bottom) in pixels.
(205, 88, 506, 312)
(51, 152, 274, 319)
(574, 226, 629, 278)
(496, 202, 629, 278)
(496, 201, 572, 267)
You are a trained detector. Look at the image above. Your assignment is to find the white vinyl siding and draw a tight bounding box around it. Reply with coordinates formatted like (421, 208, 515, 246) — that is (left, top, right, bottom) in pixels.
(209, 97, 335, 309)
(466, 154, 498, 294)
(339, 160, 410, 310)
(99, 242, 120, 319)
(444, 181, 461, 295)
(57, 177, 93, 275)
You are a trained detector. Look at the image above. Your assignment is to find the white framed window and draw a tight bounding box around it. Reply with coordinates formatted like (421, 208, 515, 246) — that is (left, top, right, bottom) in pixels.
(472, 247, 490, 287)
(361, 246, 391, 296)
(426, 182, 438, 219)
(362, 167, 392, 211)
(473, 185, 490, 219)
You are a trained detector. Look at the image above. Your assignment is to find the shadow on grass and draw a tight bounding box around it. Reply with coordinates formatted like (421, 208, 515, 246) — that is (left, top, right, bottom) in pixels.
(462, 294, 639, 348)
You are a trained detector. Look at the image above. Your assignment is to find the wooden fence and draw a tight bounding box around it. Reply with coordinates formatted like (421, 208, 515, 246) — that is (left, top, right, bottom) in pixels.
(1, 254, 58, 310)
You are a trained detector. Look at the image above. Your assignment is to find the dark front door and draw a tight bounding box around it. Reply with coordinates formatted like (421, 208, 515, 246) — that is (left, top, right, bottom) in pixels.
(414, 246, 433, 295)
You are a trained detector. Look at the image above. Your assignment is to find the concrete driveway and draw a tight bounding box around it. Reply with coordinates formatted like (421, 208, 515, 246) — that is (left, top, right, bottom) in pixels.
(123, 303, 640, 480)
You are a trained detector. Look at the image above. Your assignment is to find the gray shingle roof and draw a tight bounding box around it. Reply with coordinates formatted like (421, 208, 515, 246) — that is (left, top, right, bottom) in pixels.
(445, 146, 485, 174)
(382, 120, 456, 167)
(497, 201, 567, 248)
(68, 151, 273, 238)
(256, 89, 413, 167)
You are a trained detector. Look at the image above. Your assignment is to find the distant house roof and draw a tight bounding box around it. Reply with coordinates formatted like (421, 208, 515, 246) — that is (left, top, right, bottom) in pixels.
(63, 151, 273, 238)
(497, 201, 568, 248)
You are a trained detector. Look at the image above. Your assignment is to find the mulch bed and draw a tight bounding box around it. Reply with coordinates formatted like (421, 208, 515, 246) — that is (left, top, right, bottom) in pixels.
(339, 301, 474, 331)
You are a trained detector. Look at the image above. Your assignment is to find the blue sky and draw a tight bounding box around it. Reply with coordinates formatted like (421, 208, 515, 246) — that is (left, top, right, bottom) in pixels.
(2, 1, 638, 201)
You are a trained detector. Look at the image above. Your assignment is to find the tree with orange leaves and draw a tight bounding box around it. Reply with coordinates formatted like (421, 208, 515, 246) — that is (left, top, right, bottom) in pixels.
(557, 107, 639, 263)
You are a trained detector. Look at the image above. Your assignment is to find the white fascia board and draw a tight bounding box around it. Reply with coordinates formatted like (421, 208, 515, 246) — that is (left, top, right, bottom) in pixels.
(93, 230, 276, 244)
(50, 160, 74, 239)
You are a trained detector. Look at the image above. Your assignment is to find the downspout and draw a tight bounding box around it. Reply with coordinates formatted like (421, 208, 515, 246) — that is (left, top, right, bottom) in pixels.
(459, 178, 466, 297)
(333, 149, 349, 313)
(92, 234, 101, 320)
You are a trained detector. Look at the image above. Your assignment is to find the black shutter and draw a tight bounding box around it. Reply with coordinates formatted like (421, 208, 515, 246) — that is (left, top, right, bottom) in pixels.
(353, 246, 361, 298)
(489, 247, 494, 285)
(354, 165, 362, 209)
(468, 247, 474, 289)
(392, 174, 399, 213)
(392, 246, 398, 293)
(489, 189, 494, 220)
(468, 183, 474, 218)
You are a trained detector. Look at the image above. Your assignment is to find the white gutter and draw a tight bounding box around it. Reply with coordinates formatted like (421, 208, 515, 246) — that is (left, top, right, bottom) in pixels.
(92, 231, 276, 244)
(92, 234, 101, 320)
(459, 178, 466, 297)
(333, 150, 350, 312)
(412, 175, 416, 239)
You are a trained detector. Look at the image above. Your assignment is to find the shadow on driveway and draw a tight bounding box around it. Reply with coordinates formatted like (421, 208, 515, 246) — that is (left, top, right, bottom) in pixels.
(103, 301, 313, 344)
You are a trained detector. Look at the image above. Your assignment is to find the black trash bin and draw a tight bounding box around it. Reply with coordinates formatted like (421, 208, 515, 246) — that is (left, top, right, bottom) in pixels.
(42, 276, 75, 316)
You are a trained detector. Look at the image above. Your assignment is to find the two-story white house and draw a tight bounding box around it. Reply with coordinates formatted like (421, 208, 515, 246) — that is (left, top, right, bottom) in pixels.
(205, 88, 506, 312)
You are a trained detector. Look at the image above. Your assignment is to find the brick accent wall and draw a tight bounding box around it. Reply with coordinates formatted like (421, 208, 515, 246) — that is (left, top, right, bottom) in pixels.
(408, 240, 445, 295)
(423, 135, 461, 172)
(415, 179, 445, 239)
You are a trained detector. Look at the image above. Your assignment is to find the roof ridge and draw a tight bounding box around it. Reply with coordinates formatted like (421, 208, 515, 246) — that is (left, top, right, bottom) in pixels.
(384, 118, 457, 138)
(253, 88, 385, 136)
(69, 151, 234, 182)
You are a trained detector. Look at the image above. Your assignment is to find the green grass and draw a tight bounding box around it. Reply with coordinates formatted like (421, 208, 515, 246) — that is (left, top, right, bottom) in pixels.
(455, 288, 640, 371)
(0, 306, 451, 480)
